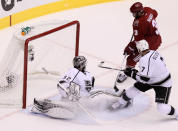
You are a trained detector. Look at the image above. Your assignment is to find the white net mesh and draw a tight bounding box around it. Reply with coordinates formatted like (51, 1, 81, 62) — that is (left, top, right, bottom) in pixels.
(0, 20, 79, 108)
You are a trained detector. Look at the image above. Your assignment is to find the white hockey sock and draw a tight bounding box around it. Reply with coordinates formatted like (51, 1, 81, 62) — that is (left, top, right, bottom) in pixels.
(157, 103, 175, 115)
(125, 86, 141, 99)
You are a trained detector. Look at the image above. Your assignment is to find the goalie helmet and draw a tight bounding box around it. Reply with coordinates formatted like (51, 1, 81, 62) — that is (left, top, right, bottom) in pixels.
(136, 40, 149, 52)
(130, 2, 143, 13)
(73, 56, 87, 71)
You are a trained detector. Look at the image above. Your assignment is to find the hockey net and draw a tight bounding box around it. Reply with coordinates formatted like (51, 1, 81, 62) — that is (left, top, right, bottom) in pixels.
(0, 20, 80, 108)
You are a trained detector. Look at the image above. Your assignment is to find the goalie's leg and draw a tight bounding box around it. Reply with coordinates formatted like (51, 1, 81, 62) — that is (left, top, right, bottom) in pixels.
(31, 98, 75, 119)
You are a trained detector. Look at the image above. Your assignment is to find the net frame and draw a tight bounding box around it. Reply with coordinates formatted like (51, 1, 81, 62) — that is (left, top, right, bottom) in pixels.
(22, 20, 80, 108)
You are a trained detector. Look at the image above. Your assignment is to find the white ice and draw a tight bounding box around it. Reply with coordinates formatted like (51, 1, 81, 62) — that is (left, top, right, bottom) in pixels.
(0, 0, 178, 131)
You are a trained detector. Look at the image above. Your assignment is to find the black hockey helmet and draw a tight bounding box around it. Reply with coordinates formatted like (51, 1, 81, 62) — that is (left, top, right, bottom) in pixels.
(73, 56, 87, 70)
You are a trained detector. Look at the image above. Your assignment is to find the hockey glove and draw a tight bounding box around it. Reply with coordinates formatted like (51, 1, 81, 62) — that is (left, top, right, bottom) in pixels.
(123, 41, 137, 55)
(124, 68, 138, 80)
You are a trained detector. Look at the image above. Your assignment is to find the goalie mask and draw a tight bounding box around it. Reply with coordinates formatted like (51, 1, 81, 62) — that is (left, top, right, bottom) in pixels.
(73, 56, 87, 71)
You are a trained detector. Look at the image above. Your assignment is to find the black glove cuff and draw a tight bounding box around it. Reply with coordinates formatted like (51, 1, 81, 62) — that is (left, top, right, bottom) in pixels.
(131, 69, 138, 80)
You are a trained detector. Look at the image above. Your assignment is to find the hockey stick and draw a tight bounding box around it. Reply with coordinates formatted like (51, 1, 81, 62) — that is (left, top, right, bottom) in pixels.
(98, 61, 124, 71)
(130, 32, 134, 42)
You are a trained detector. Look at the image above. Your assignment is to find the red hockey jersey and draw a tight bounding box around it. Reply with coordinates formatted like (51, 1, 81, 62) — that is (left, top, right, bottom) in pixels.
(133, 7, 162, 50)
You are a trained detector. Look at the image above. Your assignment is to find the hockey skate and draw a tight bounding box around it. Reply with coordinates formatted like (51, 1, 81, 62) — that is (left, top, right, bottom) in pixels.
(111, 98, 132, 110)
(112, 88, 126, 97)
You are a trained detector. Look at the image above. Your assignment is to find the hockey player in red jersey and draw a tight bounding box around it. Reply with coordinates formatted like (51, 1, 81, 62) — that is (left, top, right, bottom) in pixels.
(115, 2, 162, 85)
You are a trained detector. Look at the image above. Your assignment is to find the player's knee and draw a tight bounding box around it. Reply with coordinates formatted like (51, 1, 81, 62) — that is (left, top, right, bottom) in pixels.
(157, 103, 173, 115)
(124, 86, 141, 100)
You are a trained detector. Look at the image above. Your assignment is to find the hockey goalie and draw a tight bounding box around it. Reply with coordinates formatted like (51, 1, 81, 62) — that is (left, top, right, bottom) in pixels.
(31, 56, 125, 119)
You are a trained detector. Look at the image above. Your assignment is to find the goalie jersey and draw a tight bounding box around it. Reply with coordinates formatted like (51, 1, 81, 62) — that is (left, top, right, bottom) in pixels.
(136, 50, 172, 87)
(59, 67, 94, 96)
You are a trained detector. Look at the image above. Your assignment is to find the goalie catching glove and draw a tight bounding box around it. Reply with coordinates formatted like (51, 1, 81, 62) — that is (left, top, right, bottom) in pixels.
(57, 82, 81, 102)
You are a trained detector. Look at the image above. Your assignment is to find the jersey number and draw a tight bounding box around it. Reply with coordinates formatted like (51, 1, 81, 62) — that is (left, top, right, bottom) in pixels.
(152, 20, 160, 35)
(141, 66, 145, 72)
(134, 20, 160, 36)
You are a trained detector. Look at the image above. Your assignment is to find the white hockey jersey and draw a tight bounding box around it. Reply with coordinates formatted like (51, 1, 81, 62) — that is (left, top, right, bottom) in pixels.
(136, 50, 172, 87)
(59, 67, 94, 96)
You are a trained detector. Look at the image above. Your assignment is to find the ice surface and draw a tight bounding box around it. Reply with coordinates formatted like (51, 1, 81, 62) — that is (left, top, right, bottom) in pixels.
(0, 0, 178, 131)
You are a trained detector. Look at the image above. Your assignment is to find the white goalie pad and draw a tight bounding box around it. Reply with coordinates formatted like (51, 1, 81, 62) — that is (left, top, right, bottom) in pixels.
(45, 105, 75, 119)
(31, 99, 77, 119)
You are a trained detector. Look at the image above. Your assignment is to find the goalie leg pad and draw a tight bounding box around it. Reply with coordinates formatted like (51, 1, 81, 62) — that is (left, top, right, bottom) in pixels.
(45, 106, 75, 119)
(31, 98, 75, 119)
